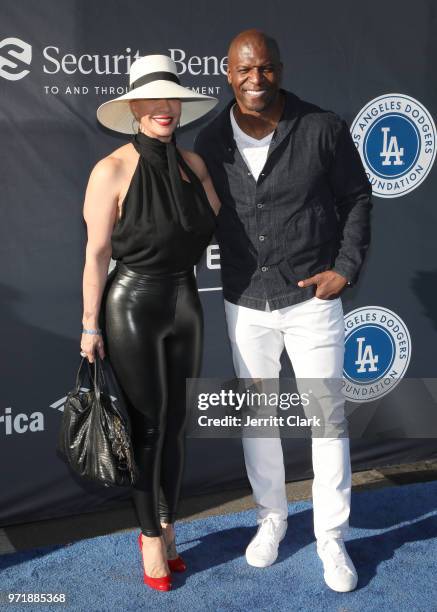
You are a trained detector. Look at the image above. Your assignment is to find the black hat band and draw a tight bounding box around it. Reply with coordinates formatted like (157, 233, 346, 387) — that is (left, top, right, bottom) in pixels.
(129, 71, 180, 91)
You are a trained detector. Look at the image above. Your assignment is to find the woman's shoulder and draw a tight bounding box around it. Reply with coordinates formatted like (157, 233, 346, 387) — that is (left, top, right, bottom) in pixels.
(90, 143, 137, 183)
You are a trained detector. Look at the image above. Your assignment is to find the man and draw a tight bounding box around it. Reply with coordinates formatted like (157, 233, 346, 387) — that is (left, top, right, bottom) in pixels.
(195, 30, 371, 592)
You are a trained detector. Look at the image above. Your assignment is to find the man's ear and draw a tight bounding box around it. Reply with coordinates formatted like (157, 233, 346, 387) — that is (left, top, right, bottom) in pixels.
(227, 68, 232, 86)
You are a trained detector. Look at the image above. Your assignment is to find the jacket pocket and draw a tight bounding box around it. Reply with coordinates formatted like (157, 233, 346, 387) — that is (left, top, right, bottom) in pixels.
(283, 202, 338, 280)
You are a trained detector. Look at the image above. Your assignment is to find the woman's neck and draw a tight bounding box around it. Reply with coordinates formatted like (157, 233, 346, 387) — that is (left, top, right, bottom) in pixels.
(139, 127, 172, 144)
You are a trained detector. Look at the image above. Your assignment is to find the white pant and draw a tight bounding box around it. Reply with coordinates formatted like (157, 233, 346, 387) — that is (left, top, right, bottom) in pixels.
(224, 296, 351, 543)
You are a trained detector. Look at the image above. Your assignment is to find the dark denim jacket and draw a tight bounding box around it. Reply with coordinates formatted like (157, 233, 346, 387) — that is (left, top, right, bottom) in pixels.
(194, 90, 372, 310)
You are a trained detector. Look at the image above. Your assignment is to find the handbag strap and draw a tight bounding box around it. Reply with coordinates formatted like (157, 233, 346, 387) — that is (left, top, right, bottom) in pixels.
(74, 356, 93, 393)
(92, 354, 109, 401)
(74, 354, 109, 401)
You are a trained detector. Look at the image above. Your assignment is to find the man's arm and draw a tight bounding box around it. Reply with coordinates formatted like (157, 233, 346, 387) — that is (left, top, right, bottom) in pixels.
(329, 119, 372, 286)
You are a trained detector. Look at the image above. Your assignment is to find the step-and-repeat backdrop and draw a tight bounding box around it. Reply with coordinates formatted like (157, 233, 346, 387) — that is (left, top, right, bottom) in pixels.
(1, 0, 436, 526)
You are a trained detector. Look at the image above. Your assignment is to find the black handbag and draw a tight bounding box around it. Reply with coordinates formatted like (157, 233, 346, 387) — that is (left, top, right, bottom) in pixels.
(57, 354, 139, 488)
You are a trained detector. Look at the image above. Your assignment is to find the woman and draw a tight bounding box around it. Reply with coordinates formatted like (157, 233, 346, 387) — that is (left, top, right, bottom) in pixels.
(79, 55, 220, 592)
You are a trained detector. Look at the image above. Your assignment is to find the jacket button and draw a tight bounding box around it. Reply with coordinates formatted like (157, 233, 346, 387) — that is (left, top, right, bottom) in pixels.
(259, 235, 265, 241)
(247, 172, 251, 176)
(257, 203, 264, 208)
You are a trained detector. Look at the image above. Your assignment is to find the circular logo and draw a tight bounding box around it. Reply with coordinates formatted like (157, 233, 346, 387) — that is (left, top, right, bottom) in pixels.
(351, 94, 436, 198)
(343, 306, 411, 402)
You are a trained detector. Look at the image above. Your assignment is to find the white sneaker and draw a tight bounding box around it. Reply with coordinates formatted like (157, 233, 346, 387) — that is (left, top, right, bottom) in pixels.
(317, 537, 358, 592)
(245, 517, 287, 568)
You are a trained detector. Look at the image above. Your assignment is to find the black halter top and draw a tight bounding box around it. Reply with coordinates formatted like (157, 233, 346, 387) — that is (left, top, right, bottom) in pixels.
(111, 131, 216, 274)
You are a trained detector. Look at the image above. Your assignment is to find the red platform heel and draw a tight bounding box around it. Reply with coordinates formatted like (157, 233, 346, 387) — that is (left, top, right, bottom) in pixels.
(137, 533, 172, 591)
(167, 555, 187, 573)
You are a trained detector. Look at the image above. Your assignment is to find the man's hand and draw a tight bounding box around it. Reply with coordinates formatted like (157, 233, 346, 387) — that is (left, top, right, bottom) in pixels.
(297, 270, 348, 299)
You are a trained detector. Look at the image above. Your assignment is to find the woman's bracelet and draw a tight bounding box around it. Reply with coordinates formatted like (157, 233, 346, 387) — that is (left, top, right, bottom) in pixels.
(82, 328, 102, 335)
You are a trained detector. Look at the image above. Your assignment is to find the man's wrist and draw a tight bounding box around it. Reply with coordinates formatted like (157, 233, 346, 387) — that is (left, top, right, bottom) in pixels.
(332, 266, 353, 287)
(334, 272, 351, 287)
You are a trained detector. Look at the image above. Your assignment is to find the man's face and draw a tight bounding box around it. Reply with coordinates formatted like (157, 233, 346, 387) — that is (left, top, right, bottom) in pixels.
(227, 40, 282, 113)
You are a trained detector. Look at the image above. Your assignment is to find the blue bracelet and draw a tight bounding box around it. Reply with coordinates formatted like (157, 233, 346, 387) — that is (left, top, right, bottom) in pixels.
(82, 328, 102, 335)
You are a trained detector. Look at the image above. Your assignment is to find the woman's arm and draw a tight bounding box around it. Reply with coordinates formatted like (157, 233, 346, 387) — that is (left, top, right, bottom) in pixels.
(181, 150, 221, 215)
(81, 156, 122, 362)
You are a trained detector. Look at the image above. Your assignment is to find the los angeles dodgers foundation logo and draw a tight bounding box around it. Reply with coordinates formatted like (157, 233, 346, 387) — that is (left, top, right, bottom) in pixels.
(351, 94, 436, 198)
(343, 306, 411, 402)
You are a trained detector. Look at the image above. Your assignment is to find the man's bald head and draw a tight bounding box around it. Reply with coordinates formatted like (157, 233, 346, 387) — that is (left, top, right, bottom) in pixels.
(227, 29, 283, 115)
(227, 30, 281, 66)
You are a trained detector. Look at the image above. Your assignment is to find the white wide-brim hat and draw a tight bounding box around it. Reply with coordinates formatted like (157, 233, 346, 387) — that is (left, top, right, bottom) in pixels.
(96, 54, 218, 134)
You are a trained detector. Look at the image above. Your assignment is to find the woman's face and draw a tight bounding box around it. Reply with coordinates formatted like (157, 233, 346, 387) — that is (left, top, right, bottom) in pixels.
(130, 98, 182, 141)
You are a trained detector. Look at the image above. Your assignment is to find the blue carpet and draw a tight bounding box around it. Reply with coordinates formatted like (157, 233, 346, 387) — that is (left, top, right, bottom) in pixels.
(1, 480, 437, 612)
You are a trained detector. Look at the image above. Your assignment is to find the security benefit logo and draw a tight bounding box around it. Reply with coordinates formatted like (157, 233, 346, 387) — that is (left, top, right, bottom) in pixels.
(343, 306, 411, 402)
(0, 37, 32, 80)
(351, 94, 436, 198)
(0, 39, 226, 97)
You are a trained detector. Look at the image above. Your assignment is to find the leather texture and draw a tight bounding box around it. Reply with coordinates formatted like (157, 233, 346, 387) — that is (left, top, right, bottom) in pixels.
(57, 355, 139, 488)
(100, 262, 203, 536)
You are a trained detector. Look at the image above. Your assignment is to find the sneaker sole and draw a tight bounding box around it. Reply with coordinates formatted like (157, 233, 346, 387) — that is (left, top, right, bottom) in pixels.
(245, 550, 279, 568)
(324, 572, 358, 592)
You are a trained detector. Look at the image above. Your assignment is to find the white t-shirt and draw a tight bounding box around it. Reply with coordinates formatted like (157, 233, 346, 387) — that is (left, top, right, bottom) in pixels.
(230, 106, 274, 181)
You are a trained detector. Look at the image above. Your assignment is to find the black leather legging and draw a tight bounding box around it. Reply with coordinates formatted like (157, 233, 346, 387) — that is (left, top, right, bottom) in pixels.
(100, 262, 203, 536)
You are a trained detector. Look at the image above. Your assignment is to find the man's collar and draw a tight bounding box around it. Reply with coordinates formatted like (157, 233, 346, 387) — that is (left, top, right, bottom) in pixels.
(219, 89, 302, 150)
(270, 89, 302, 153)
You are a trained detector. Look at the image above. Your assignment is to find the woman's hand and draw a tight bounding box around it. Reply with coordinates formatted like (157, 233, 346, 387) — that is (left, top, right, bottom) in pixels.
(80, 333, 105, 363)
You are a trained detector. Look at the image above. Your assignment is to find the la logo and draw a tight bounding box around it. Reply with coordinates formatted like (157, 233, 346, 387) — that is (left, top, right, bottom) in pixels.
(380, 127, 404, 166)
(355, 337, 379, 373)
